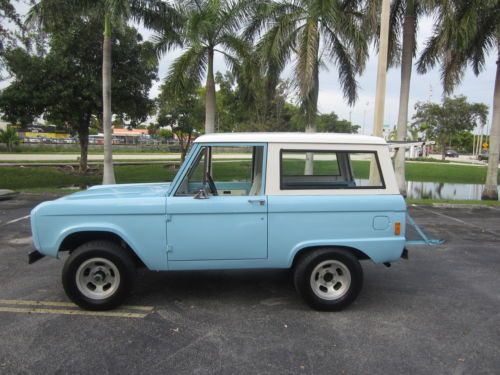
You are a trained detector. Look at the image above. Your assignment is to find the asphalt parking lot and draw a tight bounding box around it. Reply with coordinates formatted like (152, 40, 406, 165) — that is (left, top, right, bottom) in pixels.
(0, 194, 499, 374)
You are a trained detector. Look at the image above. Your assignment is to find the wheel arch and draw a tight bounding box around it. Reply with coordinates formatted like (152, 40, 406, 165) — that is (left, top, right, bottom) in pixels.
(291, 245, 370, 269)
(58, 230, 146, 268)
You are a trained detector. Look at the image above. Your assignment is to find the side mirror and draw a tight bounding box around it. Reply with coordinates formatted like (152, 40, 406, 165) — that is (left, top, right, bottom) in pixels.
(194, 187, 209, 200)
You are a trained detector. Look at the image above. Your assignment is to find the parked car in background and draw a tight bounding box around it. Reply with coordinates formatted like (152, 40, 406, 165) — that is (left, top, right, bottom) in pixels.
(30, 133, 409, 312)
(478, 151, 500, 161)
(445, 149, 459, 158)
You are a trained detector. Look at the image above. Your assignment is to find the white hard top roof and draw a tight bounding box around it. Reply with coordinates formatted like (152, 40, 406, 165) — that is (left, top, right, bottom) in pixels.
(195, 132, 387, 145)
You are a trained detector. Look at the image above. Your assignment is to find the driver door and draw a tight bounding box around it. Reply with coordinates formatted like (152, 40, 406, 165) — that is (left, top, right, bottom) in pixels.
(166, 144, 268, 262)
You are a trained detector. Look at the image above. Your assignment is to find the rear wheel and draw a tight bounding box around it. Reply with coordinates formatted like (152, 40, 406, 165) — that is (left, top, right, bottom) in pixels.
(294, 248, 363, 311)
(62, 240, 136, 310)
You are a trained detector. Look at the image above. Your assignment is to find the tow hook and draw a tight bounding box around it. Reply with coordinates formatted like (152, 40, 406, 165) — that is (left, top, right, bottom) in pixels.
(401, 248, 409, 260)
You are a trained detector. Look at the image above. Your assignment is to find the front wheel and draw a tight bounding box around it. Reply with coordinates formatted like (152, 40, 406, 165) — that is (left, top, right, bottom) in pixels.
(293, 248, 363, 311)
(62, 241, 136, 310)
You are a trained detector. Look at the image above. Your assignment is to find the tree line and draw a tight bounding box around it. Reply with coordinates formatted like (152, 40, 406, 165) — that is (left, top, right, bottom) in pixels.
(0, 0, 499, 200)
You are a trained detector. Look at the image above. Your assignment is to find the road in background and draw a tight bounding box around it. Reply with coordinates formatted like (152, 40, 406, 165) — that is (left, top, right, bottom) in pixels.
(1, 153, 494, 167)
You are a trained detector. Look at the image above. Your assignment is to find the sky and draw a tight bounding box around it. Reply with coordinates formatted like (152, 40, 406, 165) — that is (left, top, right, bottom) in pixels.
(3, 3, 498, 135)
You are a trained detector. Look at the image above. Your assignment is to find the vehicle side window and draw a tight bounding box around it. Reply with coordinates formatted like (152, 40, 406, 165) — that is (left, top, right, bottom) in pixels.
(280, 150, 385, 190)
(175, 145, 265, 196)
(175, 147, 209, 196)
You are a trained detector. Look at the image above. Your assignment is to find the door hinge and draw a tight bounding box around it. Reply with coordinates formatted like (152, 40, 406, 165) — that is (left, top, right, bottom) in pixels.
(166, 215, 172, 222)
(166, 245, 173, 253)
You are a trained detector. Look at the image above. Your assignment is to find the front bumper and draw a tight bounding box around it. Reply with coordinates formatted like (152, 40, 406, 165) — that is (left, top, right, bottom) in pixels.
(28, 250, 45, 264)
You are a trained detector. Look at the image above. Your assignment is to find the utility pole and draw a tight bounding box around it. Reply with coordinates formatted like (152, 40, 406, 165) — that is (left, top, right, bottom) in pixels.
(479, 123, 485, 156)
(370, 0, 391, 185)
(372, 0, 391, 138)
(473, 133, 477, 158)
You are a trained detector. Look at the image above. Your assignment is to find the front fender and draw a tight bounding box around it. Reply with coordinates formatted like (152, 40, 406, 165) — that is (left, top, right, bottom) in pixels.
(35, 215, 167, 270)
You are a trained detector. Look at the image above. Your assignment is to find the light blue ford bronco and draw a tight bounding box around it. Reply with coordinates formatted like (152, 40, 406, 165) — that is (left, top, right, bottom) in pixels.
(30, 133, 409, 311)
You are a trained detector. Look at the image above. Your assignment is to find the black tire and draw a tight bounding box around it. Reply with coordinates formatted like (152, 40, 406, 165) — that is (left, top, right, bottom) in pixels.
(293, 248, 363, 311)
(62, 240, 136, 311)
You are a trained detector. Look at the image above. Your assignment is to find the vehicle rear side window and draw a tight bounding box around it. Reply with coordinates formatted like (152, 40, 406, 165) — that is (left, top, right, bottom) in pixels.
(280, 150, 385, 190)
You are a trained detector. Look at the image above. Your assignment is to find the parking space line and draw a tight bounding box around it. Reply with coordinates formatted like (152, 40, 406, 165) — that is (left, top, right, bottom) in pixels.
(0, 299, 154, 312)
(0, 299, 154, 318)
(1, 215, 30, 226)
(0, 306, 148, 318)
(415, 206, 500, 238)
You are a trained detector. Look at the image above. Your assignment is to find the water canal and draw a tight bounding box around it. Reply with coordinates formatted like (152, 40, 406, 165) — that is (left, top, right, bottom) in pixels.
(406, 181, 499, 200)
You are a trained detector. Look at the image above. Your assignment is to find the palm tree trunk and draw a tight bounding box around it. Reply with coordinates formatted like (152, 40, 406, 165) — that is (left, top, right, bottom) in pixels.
(205, 47, 216, 134)
(304, 60, 319, 175)
(481, 47, 500, 200)
(102, 13, 116, 184)
(77, 117, 90, 173)
(441, 138, 446, 160)
(394, 9, 416, 197)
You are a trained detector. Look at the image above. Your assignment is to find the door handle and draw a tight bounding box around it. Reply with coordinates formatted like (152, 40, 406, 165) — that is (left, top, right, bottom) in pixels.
(248, 199, 265, 206)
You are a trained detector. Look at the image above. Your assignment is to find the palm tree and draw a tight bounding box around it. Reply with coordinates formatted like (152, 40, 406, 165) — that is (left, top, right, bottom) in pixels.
(375, 0, 436, 196)
(417, 0, 499, 200)
(29, 0, 179, 184)
(0, 126, 21, 151)
(246, 0, 367, 136)
(154, 0, 253, 134)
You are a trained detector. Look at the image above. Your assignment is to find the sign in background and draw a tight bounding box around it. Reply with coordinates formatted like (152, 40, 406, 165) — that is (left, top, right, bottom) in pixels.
(23, 132, 70, 139)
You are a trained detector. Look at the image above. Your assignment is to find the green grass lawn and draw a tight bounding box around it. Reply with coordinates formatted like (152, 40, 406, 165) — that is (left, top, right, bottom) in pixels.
(0, 165, 178, 190)
(0, 160, 498, 191)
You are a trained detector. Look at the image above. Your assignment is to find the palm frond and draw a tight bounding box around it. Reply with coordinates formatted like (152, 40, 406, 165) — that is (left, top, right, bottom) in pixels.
(416, 30, 442, 74)
(441, 50, 467, 94)
(165, 44, 208, 94)
(322, 24, 358, 106)
(217, 33, 251, 61)
(130, 0, 182, 33)
(461, 6, 498, 75)
(153, 14, 184, 58)
(216, 0, 262, 37)
(321, 0, 367, 73)
(254, 2, 306, 74)
(387, 0, 404, 67)
(105, 0, 130, 19)
(245, 1, 304, 41)
(417, 0, 498, 93)
(26, 0, 93, 29)
(214, 33, 251, 79)
(294, 18, 319, 99)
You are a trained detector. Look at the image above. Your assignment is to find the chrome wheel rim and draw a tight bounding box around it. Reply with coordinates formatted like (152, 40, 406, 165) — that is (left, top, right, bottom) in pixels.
(76, 258, 120, 300)
(310, 260, 351, 300)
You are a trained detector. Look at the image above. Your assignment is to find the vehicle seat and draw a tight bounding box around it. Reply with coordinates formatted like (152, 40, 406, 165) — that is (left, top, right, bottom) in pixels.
(249, 173, 262, 195)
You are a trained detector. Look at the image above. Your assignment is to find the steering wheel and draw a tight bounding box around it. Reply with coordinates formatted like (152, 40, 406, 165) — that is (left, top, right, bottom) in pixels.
(206, 173, 218, 196)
